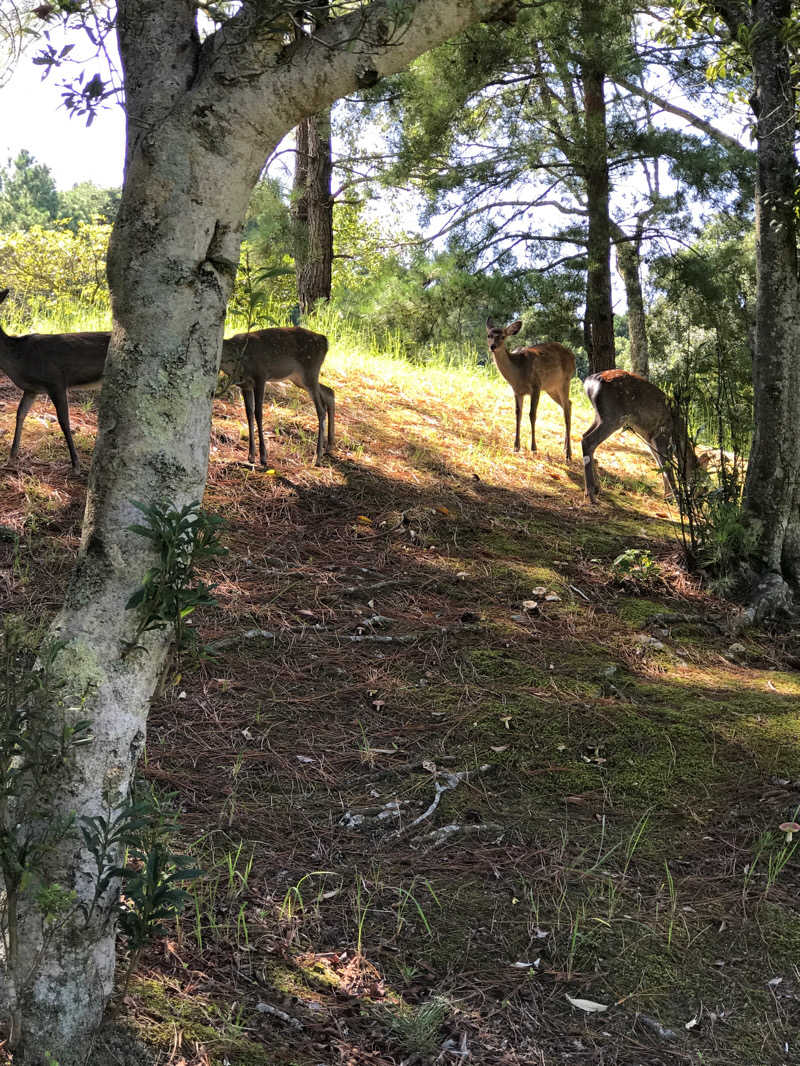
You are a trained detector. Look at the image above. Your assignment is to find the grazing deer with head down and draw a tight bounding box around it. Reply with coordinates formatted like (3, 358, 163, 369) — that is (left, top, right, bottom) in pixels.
(0, 288, 109, 472)
(581, 369, 703, 504)
(485, 318, 575, 460)
(220, 326, 334, 466)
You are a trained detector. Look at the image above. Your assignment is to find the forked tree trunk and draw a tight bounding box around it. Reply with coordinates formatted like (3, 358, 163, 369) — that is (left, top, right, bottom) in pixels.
(6, 0, 507, 1059)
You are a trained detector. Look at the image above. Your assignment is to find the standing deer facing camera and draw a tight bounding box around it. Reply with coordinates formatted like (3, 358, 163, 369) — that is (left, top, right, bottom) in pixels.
(581, 369, 703, 504)
(486, 318, 575, 460)
(220, 326, 334, 466)
(0, 288, 109, 471)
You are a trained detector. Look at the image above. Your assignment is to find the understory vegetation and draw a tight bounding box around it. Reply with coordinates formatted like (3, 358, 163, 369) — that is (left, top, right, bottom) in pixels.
(1, 311, 798, 1065)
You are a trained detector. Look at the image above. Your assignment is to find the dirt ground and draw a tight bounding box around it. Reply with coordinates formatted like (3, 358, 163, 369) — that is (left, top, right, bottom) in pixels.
(1, 346, 799, 1066)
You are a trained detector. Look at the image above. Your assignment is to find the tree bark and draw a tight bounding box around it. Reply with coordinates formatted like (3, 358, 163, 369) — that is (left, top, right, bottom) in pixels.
(581, 50, 615, 372)
(291, 2, 334, 313)
(292, 108, 334, 312)
(613, 229, 649, 378)
(6, 0, 509, 1059)
(722, 0, 800, 612)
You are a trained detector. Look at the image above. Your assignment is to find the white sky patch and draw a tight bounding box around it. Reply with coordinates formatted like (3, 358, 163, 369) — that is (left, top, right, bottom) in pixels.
(0, 30, 124, 189)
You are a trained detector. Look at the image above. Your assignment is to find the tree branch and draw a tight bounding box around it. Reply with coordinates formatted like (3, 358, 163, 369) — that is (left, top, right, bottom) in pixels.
(613, 75, 750, 153)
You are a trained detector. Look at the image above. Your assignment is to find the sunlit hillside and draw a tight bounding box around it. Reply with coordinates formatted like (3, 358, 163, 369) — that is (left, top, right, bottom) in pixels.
(1, 325, 799, 1066)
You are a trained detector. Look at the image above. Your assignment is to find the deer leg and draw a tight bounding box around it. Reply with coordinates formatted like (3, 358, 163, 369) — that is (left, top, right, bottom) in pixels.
(9, 391, 38, 461)
(49, 388, 81, 471)
(253, 378, 268, 465)
(646, 441, 678, 502)
(581, 418, 621, 503)
(529, 386, 541, 452)
(513, 393, 522, 451)
(545, 386, 572, 460)
(321, 384, 335, 451)
(563, 395, 572, 461)
(306, 383, 327, 465)
(242, 386, 257, 463)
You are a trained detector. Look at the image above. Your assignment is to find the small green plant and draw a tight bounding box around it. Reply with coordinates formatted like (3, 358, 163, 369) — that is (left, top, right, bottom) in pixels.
(378, 995, 450, 1057)
(125, 500, 227, 653)
(393, 880, 439, 938)
(611, 548, 661, 583)
(117, 841, 200, 990)
(279, 870, 337, 922)
(115, 789, 201, 992)
(694, 493, 757, 586)
(78, 786, 201, 991)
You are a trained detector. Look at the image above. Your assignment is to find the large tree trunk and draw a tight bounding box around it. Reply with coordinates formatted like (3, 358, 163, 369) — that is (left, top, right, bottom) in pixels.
(581, 59, 615, 372)
(5, 0, 507, 1059)
(292, 108, 334, 312)
(291, 1, 334, 313)
(737, 0, 800, 614)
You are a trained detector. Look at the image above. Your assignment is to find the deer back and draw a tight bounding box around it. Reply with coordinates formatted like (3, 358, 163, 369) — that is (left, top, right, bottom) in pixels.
(0, 330, 109, 393)
(585, 370, 669, 435)
(221, 327, 328, 386)
(495, 342, 575, 395)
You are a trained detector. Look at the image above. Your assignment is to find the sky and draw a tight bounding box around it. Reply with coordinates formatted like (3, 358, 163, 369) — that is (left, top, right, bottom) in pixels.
(0, 31, 125, 189)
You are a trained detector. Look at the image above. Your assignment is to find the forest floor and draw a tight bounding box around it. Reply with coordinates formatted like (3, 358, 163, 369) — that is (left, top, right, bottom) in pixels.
(1, 339, 799, 1066)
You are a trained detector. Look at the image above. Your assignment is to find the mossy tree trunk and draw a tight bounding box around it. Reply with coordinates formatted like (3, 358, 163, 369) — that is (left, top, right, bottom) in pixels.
(6, 0, 508, 1060)
(713, 0, 800, 615)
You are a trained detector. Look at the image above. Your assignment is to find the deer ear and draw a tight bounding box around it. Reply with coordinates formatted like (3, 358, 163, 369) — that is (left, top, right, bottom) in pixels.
(486, 317, 495, 329)
(507, 320, 522, 335)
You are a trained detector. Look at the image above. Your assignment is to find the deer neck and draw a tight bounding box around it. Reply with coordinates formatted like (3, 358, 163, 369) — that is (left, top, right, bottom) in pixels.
(492, 343, 527, 388)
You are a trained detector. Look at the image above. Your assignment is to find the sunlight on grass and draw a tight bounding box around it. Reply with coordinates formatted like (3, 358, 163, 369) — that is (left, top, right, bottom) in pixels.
(4, 305, 800, 1066)
(0, 302, 669, 508)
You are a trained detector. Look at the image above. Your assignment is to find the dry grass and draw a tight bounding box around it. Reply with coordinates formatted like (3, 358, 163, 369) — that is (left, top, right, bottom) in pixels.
(2, 338, 800, 1066)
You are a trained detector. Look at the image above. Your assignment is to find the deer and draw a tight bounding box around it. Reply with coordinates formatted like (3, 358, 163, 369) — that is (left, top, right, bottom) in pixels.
(485, 318, 575, 460)
(0, 289, 110, 472)
(220, 326, 335, 466)
(581, 369, 704, 504)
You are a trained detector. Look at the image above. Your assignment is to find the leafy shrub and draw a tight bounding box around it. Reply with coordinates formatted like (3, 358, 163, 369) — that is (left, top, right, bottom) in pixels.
(0, 220, 111, 317)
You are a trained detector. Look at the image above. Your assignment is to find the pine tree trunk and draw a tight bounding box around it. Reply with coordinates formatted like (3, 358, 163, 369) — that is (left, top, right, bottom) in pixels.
(739, 0, 800, 612)
(582, 59, 615, 372)
(615, 236, 649, 378)
(292, 117, 310, 290)
(293, 109, 334, 313)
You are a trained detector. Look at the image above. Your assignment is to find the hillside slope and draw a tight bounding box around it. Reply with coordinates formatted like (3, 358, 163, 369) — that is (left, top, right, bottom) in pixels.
(1, 339, 799, 1065)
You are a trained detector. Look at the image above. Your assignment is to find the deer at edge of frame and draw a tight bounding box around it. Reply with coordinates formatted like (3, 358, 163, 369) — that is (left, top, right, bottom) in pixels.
(0, 288, 109, 472)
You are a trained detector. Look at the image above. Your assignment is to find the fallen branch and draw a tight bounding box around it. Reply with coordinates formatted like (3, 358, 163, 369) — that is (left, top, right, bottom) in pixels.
(256, 1002, 304, 1030)
(643, 612, 725, 633)
(417, 822, 505, 851)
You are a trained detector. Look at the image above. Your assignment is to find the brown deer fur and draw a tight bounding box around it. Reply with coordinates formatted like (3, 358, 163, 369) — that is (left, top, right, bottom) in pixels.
(486, 317, 575, 460)
(0, 289, 109, 471)
(220, 326, 334, 466)
(581, 369, 701, 503)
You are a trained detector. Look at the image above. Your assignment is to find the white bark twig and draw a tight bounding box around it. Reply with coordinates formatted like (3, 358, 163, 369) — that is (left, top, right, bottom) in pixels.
(256, 1002, 304, 1029)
